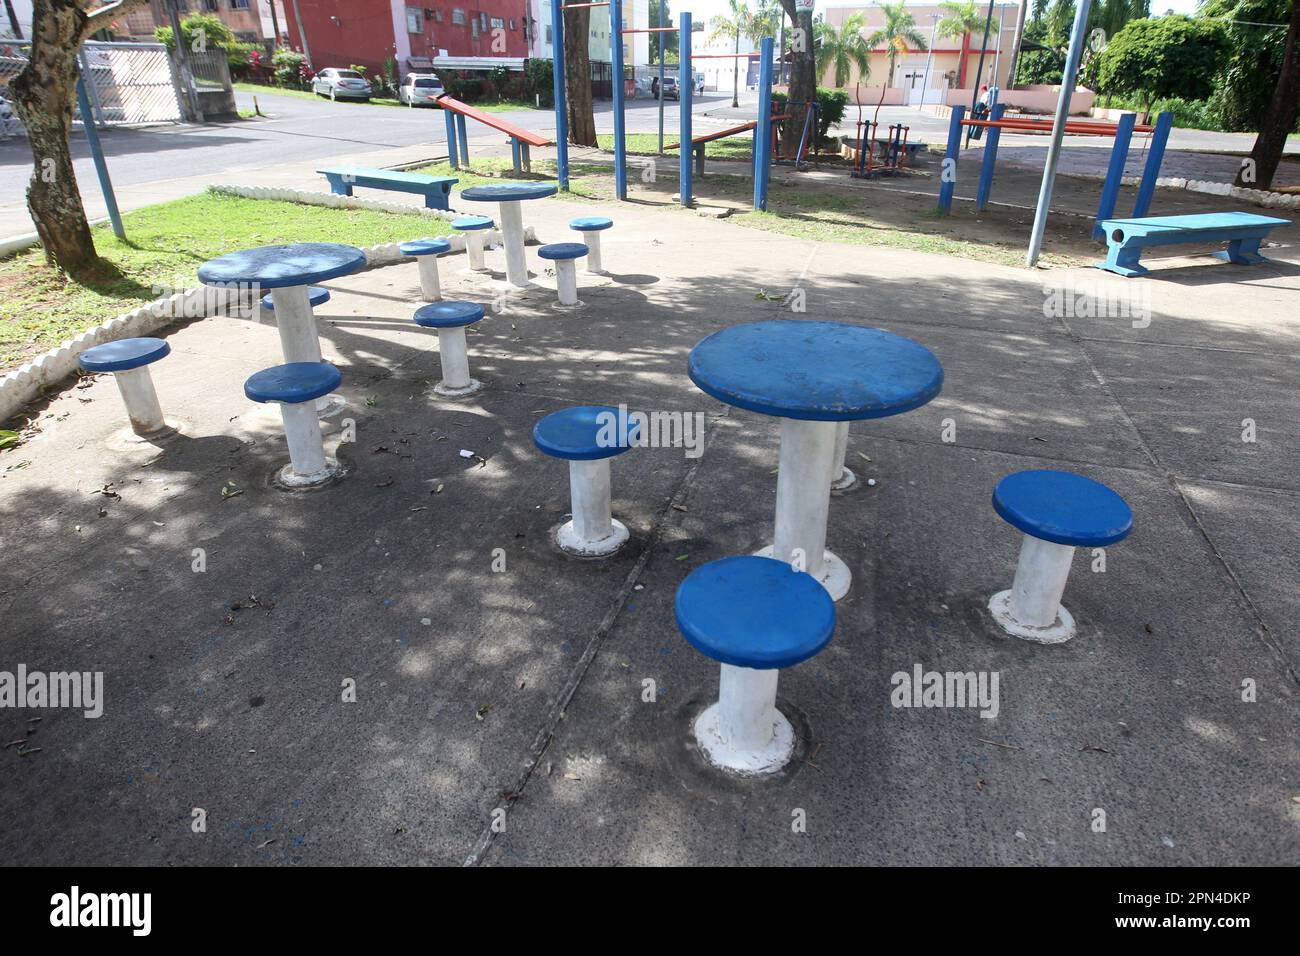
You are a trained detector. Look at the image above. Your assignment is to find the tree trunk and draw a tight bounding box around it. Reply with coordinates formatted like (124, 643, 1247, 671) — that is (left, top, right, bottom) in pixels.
(778, 0, 814, 160)
(564, 7, 597, 146)
(10, 0, 97, 274)
(1237, 0, 1300, 189)
(958, 32, 970, 88)
(732, 30, 740, 108)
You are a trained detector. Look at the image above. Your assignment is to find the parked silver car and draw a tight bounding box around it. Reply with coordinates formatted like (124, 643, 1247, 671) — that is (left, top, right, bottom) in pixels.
(311, 68, 372, 101)
(398, 74, 445, 106)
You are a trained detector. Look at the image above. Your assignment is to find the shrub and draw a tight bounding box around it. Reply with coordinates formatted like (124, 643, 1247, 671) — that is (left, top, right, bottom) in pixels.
(526, 58, 554, 107)
(271, 48, 307, 88)
(772, 88, 849, 145)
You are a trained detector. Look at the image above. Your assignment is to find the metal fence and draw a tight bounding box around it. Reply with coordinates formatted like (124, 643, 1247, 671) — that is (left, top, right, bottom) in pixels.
(0, 39, 183, 138)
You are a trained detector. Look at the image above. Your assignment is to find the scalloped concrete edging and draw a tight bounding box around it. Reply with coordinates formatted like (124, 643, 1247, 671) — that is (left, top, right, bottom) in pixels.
(0, 205, 537, 424)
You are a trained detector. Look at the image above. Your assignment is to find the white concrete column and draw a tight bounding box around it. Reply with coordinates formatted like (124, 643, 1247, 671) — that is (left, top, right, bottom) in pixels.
(437, 327, 471, 390)
(585, 231, 604, 273)
(279, 400, 328, 479)
(556, 259, 579, 306)
(417, 255, 443, 301)
(693, 664, 795, 774)
(1010, 535, 1075, 626)
(831, 420, 857, 490)
(268, 285, 341, 417)
(555, 458, 629, 556)
(466, 232, 487, 271)
(498, 200, 528, 287)
(114, 366, 166, 436)
(989, 535, 1078, 643)
(269, 285, 321, 364)
(773, 417, 836, 577)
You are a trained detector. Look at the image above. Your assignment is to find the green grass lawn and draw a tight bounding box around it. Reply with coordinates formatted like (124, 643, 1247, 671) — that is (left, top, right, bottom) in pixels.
(473, 100, 546, 113)
(0, 192, 453, 371)
(597, 132, 753, 162)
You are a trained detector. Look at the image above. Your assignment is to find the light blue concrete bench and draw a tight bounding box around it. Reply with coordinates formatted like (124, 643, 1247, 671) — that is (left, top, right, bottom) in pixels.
(316, 166, 458, 211)
(1097, 211, 1290, 277)
(988, 470, 1133, 644)
(676, 555, 835, 774)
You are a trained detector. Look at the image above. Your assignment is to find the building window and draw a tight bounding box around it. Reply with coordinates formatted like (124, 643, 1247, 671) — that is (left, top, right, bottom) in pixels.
(201, 0, 218, 11)
(509, 18, 516, 30)
(480, 12, 489, 29)
(490, 17, 504, 29)
(434, 10, 444, 22)
(471, 18, 479, 37)
(406, 7, 423, 33)
(229, 0, 249, 9)
(452, 9, 466, 25)
(545, 25, 552, 43)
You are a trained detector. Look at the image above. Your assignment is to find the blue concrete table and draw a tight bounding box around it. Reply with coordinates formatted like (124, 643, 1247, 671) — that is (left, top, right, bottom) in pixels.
(460, 183, 557, 288)
(689, 319, 943, 599)
(199, 243, 365, 415)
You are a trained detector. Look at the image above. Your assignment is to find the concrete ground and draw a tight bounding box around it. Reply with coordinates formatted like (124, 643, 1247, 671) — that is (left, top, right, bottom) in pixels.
(1, 184, 1298, 866)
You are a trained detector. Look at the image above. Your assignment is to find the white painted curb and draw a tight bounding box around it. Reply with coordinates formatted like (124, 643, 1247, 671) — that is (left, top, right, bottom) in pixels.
(0, 188, 537, 423)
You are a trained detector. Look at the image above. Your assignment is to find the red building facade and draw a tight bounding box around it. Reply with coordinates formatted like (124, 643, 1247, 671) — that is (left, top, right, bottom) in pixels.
(284, 0, 531, 77)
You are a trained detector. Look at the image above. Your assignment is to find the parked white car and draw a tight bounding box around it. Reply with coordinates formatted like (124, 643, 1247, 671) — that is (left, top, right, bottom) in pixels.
(398, 74, 445, 106)
(311, 68, 372, 101)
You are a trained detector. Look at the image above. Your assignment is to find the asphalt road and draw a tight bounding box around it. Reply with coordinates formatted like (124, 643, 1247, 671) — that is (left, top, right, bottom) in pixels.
(0, 87, 738, 211)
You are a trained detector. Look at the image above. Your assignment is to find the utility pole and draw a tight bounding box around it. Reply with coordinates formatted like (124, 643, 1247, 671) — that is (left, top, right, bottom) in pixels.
(918, 13, 938, 108)
(166, 0, 204, 123)
(1006, 0, 1029, 89)
(3, 0, 22, 38)
(266, 0, 282, 46)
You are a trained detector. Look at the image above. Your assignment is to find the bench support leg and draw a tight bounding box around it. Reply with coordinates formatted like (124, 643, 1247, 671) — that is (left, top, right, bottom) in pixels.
(830, 420, 857, 491)
(557, 458, 628, 556)
(584, 231, 605, 274)
(466, 232, 488, 271)
(113, 366, 167, 437)
(521, 143, 531, 173)
(278, 400, 334, 486)
(1098, 241, 1148, 278)
(416, 254, 443, 301)
(433, 327, 481, 398)
(269, 286, 344, 417)
(989, 535, 1077, 644)
(694, 143, 705, 176)
(326, 175, 352, 197)
(511, 138, 522, 173)
(1215, 237, 1266, 265)
(756, 417, 850, 601)
(554, 259, 580, 307)
(694, 664, 794, 775)
(499, 200, 529, 288)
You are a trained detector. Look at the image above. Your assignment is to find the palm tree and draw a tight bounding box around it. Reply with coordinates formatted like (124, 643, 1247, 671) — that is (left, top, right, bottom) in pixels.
(815, 12, 872, 89)
(708, 0, 753, 109)
(866, 1, 927, 121)
(937, 0, 984, 89)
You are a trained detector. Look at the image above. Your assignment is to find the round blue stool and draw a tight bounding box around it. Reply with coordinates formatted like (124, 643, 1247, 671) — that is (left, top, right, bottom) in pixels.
(988, 470, 1133, 643)
(412, 301, 486, 398)
(569, 217, 613, 274)
(452, 216, 495, 272)
(79, 337, 172, 438)
(533, 405, 639, 556)
(537, 243, 589, 307)
(262, 286, 330, 312)
(676, 555, 835, 774)
(400, 237, 452, 301)
(244, 362, 344, 487)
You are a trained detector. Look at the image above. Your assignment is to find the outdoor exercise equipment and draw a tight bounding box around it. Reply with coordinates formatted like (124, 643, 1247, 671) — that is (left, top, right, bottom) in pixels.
(938, 103, 1172, 243)
(435, 94, 554, 174)
(550, 6, 776, 211)
(851, 120, 910, 178)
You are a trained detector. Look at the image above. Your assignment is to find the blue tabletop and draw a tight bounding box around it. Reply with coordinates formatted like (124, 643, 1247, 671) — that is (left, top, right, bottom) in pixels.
(198, 243, 366, 289)
(993, 470, 1133, 547)
(460, 183, 558, 203)
(675, 556, 835, 670)
(688, 320, 943, 421)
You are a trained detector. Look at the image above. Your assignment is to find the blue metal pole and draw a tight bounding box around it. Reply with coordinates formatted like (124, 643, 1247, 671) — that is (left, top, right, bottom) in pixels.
(975, 102, 1005, 211)
(1092, 111, 1136, 239)
(75, 74, 124, 240)
(1131, 111, 1173, 218)
(444, 107, 460, 169)
(938, 105, 964, 214)
(456, 113, 469, 164)
(611, 0, 627, 200)
(753, 37, 773, 211)
(678, 11, 692, 207)
(552, 0, 569, 189)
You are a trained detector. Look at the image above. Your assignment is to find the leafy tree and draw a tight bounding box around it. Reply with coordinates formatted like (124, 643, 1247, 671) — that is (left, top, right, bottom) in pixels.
(155, 13, 253, 71)
(815, 12, 871, 88)
(1201, 0, 1294, 132)
(4, 0, 153, 274)
(866, 1, 926, 121)
(937, 0, 984, 88)
(1233, 0, 1300, 187)
(1096, 15, 1229, 117)
(562, 5, 597, 146)
(708, 0, 753, 108)
(776, 0, 815, 159)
